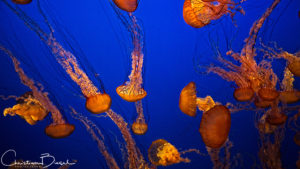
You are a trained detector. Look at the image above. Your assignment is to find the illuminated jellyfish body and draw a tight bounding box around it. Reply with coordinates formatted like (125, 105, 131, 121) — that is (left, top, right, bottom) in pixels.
(148, 139, 190, 166)
(48, 36, 112, 114)
(3, 91, 48, 125)
(112, 0, 138, 12)
(264, 102, 287, 126)
(279, 68, 300, 104)
(0, 46, 74, 139)
(256, 112, 277, 134)
(131, 100, 148, 135)
(183, 0, 241, 28)
(179, 82, 231, 148)
(116, 15, 147, 102)
(206, 0, 281, 103)
(278, 51, 300, 77)
(12, 0, 32, 5)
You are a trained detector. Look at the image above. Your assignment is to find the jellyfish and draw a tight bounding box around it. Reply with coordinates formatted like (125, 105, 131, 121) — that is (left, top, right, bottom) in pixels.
(280, 51, 300, 77)
(0, 46, 74, 139)
(131, 100, 148, 135)
(148, 139, 191, 166)
(11, 0, 32, 5)
(3, 91, 48, 125)
(279, 68, 300, 104)
(265, 102, 287, 126)
(116, 15, 147, 102)
(71, 109, 120, 169)
(112, 0, 138, 12)
(179, 81, 197, 116)
(183, 0, 243, 28)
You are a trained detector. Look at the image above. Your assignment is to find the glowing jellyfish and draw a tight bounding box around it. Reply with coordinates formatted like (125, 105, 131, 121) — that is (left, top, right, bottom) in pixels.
(112, 0, 138, 12)
(183, 0, 242, 28)
(116, 16, 147, 102)
(131, 100, 148, 135)
(254, 97, 273, 108)
(279, 68, 300, 104)
(281, 51, 300, 77)
(148, 139, 190, 166)
(199, 105, 231, 149)
(265, 104, 287, 126)
(12, 0, 32, 5)
(179, 82, 197, 116)
(3, 92, 48, 125)
(0, 46, 74, 139)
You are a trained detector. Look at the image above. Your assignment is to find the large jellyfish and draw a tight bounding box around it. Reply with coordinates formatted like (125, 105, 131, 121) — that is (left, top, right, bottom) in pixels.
(2, 91, 48, 125)
(0, 46, 74, 139)
(205, 0, 281, 104)
(131, 100, 148, 135)
(115, 15, 147, 102)
(71, 109, 120, 169)
(179, 82, 231, 149)
(183, 0, 244, 28)
(148, 139, 191, 166)
(1, 0, 112, 114)
(112, 0, 138, 12)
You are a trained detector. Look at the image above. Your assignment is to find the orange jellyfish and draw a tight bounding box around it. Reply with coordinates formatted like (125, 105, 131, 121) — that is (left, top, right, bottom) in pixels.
(148, 139, 191, 166)
(0, 46, 74, 139)
(256, 112, 277, 134)
(131, 100, 148, 135)
(116, 16, 147, 102)
(279, 68, 300, 104)
(280, 51, 300, 77)
(265, 103, 287, 126)
(3, 91, 48, 125)
(48, 35, 112, 114)
(12, 0, 32, 5)
(112, 0, 138, 12)
(183, 0, 242, 28)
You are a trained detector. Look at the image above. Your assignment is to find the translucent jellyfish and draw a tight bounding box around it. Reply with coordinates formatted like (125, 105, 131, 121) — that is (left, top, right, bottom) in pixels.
(0, 46, 74, 139)
(131, 100, 148, 135)
(3, 91, 48, 125)
(199, 105, 231, 149)
(71, 109, 120, 169)
(206, 0, 281, 102)
(179, 82, 217, 116)
(112, 0, 138, 12)
(265, 103, 287, 126)
(279, 68, 300, 104)
(116, 15, 147, 102)
(183, 0, 243, 28)
(256, 112, 277, 134)
(148, 139, 190, 166)
(12, 0, 32, 5)
(280, 51, 300, 77)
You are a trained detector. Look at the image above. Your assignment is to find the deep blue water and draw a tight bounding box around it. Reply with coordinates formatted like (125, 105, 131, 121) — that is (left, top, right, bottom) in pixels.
(0, 0, 299, 168)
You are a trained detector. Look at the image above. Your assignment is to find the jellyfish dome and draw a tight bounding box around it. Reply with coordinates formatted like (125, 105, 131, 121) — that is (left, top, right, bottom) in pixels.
(179, 82, 197, 117)
(279, 91, 300, 104)
(288, 61, 300, 77)
(85, 93, 112, 114)
(199, 105, 231, 148)
(131, 121, 148, 135)
(116, 85, 147, 102)
(266, 111, 287, 126)
(45, 123, 75, 139)
(113, 0, 138, 12)
(12, 0, 32, 5)
(233, 87, 255, 102)
(258, 88, 279, 101)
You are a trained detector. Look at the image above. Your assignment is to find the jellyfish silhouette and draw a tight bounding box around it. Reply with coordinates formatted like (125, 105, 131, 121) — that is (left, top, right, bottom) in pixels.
(3, 91, 48, 125)
(112, 0, 138, 12)
(0, 46, 74, 139)
(12, 0, 32, 5)
(183, 0, 243, 28)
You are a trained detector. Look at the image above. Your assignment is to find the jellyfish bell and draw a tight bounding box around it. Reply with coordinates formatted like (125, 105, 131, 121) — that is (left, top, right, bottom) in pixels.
(179, 82, 197, 117)
(85, 93, 112, 114)
(12, 0, 32, 5)
(148, 139, 185, 166)
(258, 88, 279, 101)
(233, 87, 254, 102)
(257, 121, 277, 134)
(294, 132, 300, 146)
(183, 0, 206, 28)
(116, 85, 147, 102)
(288, 61, 300, 77)
(254, 97, 273, 108)
(112, 0, 138, 12)
(266, 110, 287, 126)
(199, 105, 231, 149)
(131, 121, 148, 135)
(279, 90, 300, 104)
(45, 123, 75, 139)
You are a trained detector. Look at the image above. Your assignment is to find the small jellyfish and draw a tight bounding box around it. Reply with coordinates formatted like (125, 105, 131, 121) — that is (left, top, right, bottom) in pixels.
(148, 139, 190, 166)
(85, 93, 112, 114)
(279, 68, 300, 104)
(233, 87, 255, 102)
(12, 0, 32, 5)
(183, 0, 242, 28)
(3, 92, 48, 125)
(131, 101, 148, 135)
(45, 123, 75, 139)
(265, 103, 287, 126)
(199, 105, 231, 148)
(254, 97, 273, 108)
(179, 82, 197, 117)
(112, 0, 138, 12)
